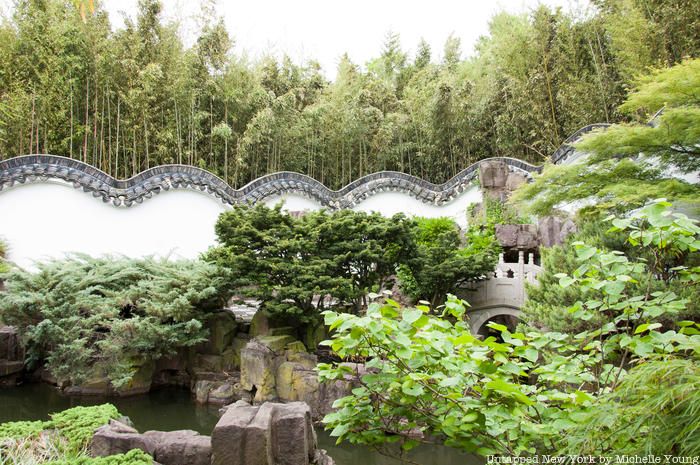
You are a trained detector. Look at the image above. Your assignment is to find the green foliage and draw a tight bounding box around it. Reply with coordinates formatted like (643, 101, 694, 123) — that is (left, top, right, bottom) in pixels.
(48, 405, 119, 452)
(523, 201, 700, 332)
(0, 405, 150, 465)
(0, 256, 229, 387)
(2, 0, 698, 186)
(0, 420, 46, 440)
(0, 238, 8, 273)
(206, 203, 416, 324)
(397, 217, 499, 307)
(561, 357, 700, 455)
(318, 201, 700, 457)
(514, 59, 700, 216)
(44, 449, 153, 465)
(578, 59, 700, 173)
(594, 0, 700, 77)
(320, 296, 551, 456)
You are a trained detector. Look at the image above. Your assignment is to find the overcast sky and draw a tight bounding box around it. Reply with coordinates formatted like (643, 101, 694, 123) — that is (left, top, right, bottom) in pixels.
(2, 0, 591, 77)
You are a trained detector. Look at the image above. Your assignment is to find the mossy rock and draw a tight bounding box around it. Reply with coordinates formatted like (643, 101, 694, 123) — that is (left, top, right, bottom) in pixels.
(204, 311, 238, 355)
(194, 354, 224, 372)
(249, 310, 272, 337)
(255, 335, 297, 353)
(112, 360, 155, 396)
(285, 341, 307, 354)
(268, 326, 296, 337)
(303, 323, 328, 351)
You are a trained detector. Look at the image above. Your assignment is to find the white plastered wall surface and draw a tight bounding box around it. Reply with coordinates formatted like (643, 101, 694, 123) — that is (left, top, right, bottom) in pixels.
(263, 185, 482, 229)
(0, 181, 482, 269)
(0, 180, 227, 269)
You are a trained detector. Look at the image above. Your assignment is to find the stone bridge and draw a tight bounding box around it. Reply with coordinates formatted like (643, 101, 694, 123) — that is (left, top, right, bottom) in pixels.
(459, 252, 542, 335)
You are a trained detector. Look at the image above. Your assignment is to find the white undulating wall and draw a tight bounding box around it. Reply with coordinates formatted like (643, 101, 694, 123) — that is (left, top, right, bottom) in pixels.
(1, 182, 482, 269)
(262, 193, 323, 212)
(263, 186, 482, 229)
(351, 187, 481, 228)
(0, 181, 229, 269)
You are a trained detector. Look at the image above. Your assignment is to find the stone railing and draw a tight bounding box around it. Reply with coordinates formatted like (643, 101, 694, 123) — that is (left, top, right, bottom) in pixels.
(463, 251, 542, 311)
(0, 155, 540, 208)
(460, 252, 543, 334)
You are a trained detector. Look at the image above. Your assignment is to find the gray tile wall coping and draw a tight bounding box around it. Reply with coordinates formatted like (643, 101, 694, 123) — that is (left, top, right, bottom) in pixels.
(0, 124, 605, 208)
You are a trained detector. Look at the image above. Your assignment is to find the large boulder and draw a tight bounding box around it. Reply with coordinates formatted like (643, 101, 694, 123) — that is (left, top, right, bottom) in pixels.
(559, 219, 577, 244)
(0, 360, 23, 378)
(495, 224, 540, 250)
(90, 420, 211, 465)
(505, 172, 527, 191)
(90, 420, 156, 457)
(479, 160, 509, 189)
(0, 326, 22, 361)
(208, 382, 238, 404)
(0, 326, 24, 385)
(143, 430, 211, 465)
(538, 216, 578, 248)
(211, 401, 333, 465)
(64, 374, 112, 396)
(202, 311, 238, 355)
(249, 310, 273, 337)
(116, 359, 155, 396)
(240, 336, 296, 402)
(538, 216, 561, 248)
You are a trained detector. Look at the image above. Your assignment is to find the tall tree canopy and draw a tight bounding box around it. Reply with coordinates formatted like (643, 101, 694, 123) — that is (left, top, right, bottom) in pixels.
(512, 58, 700, 216)
(1, 0, 699, 188)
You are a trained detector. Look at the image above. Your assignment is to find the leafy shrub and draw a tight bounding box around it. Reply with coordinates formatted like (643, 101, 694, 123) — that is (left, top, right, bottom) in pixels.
(206, 204, 416, 324)
(397, 217, 499, 306)
(561, 358, 700, 456)
(0, 256, 230, 387)
(319, 201, 700, 457)
(523, 203, 700, 332)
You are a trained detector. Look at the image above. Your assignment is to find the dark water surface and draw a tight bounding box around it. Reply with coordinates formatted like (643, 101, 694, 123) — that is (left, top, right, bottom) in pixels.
(0, 383, 480, 465)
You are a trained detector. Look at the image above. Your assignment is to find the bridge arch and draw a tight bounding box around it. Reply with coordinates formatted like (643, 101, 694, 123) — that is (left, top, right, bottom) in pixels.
(467, 305, 522, 337)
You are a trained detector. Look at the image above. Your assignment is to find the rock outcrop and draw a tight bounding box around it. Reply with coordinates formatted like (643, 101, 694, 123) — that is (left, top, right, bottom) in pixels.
(90, 419, 211, 465)
(495, 224, 540, 250)
(495, 217, 578, 251)
(240, 337, 353, 420)
(0, 326, 24, 386)
(479, 160, 528, 201)
(143, 430, 212, 465)
(538, 216, 577, 248)
(211, 400, 334, 465)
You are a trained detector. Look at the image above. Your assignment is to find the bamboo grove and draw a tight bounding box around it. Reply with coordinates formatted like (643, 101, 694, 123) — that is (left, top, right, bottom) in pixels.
(0, 0, 698, 188)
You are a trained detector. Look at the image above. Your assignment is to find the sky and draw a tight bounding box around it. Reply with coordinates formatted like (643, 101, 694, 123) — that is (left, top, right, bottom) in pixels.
(2, 0, 591, 77)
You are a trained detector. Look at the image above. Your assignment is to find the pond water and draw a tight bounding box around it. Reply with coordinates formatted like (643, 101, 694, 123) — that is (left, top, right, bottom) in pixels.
(0, 383, 482, 465)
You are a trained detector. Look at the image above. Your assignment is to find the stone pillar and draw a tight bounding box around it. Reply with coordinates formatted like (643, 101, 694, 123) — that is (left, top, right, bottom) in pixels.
(211, 401, 334, 465)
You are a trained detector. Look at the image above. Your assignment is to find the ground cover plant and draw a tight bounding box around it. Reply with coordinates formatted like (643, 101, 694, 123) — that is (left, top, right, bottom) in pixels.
(0, 256, 230, 389)
(0, 404, 152, 465)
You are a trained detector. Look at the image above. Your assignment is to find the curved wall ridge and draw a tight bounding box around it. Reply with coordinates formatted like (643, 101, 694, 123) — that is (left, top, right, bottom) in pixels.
(0, 122, 615, 207)
(550, 123, 611, 165)
(0, 154, 541, 208)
